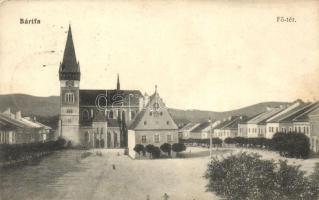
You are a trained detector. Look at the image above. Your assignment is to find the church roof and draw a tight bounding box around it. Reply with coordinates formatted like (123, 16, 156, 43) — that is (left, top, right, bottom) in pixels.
(79, 89, 142, 107)
(59, 25, 80, 80)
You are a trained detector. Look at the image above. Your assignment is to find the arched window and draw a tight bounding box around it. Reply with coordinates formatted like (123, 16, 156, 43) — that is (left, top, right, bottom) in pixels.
(122, 110, 126, 120)
(109, 110, 114, 119)
(82, 109, 89, 120)
(65, 92, 74, 103)
(131, 111, 135, 119)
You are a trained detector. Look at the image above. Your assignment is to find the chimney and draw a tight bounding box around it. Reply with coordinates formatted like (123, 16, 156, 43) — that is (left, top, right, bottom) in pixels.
(15, 111, 21, 120)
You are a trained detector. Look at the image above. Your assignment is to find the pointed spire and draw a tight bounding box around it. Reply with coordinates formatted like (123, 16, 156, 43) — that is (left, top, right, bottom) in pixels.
(155, 85, 158, 94)
(117, 73, 120, 90)
(59, 24, 80, 80)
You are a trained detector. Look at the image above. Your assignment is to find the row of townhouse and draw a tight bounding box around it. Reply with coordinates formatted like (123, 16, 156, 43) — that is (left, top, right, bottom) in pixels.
(179, 116, 247, 140)
(178, 99, 319, 152)
(0, 108, 52, 144)
(239, 100, 319, 152)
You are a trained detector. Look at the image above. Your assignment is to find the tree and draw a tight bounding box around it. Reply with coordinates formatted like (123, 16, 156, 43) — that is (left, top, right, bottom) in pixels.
(172, 143, 186, 156)
(145, 144, 155, 158)
(205, 152, 319, 200)
(133, 144, 145, 157)
(160, 143, 172, 156)
(272, 132, 310, 158)
(224, 137, 235, 145)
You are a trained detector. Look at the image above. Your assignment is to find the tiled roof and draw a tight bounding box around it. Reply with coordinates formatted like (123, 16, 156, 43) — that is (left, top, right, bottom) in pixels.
(191, 121, 211, 132)
(60, 25, 79, 73)
(0, 114, 26, 128)
(215, 116, 247, 130)
(291, 102, 319, 122)
(179, 123, 199, 131)
(79, 89, 142, 107)
(247, 108, 285, 125)
(128, 109, 146, 130)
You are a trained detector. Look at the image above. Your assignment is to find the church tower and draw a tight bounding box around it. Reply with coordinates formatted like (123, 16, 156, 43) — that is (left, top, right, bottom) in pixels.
(58, 25, 81, 145)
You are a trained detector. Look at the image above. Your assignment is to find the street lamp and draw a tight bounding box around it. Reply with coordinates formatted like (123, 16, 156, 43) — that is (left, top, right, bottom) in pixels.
(208, 117, 212, 159)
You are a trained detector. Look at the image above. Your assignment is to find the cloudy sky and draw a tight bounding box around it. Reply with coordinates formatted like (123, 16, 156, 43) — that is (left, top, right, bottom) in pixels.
(0, 0, 318, 111)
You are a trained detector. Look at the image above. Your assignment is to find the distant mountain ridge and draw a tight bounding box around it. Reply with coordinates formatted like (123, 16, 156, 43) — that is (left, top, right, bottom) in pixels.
(0, 94, 290, 124)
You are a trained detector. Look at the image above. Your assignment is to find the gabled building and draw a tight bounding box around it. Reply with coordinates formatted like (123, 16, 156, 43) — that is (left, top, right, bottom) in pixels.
(214, 116, 247, 140)
(188, 120, 220, 139)
(245, 107, 286, 138)
(178, 122, 200, 139)
(309, 107, 319, 152)
(127, 87, 178, 158)
(0, 108, 52, 144)
(265, 101, 318, 138)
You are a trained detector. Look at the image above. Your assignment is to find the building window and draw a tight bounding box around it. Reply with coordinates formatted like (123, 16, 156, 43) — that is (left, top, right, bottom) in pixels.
(166, 121, 170, 125)
(82, 109, 89, 120)
(65, 92, 74, 103)
(109, 110, 113, 119)
(167, 134, 172, 143)
(67, 118, 72, 123)
(141, 135, 147, 143)
(67, 109, 73, 113)
(131, 111, 135, 119)
(144, 121, 147, 125)
(154, 135, 160, 143)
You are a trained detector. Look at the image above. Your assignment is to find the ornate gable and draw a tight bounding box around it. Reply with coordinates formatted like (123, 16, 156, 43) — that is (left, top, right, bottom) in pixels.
(129, 90, 178, 131)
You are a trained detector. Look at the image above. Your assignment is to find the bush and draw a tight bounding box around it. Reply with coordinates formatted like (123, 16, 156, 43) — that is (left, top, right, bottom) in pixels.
(205, 152, 319, 200)
(272, 132, 310, 158)
(152, 146, 161, 158)
(224, 137, 235, 145)
(172, 143, 186, 154)
(0, 139, 67, 162)
(160, 143, 172, 156)
(133, 144, 145, 156)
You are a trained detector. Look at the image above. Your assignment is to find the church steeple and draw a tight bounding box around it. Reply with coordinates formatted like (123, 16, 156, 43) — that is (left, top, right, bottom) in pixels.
(117, 73, 120, 90)
(59, 25, 80, 80)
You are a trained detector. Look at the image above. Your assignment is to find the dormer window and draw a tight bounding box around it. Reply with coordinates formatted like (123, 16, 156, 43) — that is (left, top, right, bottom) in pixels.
(65, 92, 74, 103)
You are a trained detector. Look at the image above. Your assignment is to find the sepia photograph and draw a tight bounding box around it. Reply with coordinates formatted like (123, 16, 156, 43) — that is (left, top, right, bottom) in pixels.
(0, 0, 319, 199)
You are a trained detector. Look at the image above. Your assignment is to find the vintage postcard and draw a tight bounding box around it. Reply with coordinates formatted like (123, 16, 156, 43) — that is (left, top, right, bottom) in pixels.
(0, 0, 319, 200)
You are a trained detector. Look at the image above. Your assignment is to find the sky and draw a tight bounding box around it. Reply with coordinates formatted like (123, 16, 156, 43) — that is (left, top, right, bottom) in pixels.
(0, 0, 319, 111)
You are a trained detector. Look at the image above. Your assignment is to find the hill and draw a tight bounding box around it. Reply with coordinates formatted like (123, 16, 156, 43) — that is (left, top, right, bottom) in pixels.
(168, 101, 290, 125)
(0, 94, 289, 126)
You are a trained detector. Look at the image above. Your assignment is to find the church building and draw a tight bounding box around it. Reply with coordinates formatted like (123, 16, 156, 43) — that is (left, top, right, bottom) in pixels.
(58, 25, 178, 149)
(58, 25, 144, 148)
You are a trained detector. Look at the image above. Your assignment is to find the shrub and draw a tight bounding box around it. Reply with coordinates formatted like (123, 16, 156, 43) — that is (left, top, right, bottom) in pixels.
(133, 144, 145, 156)
(160, 143, 172, 156)
(152, 146, 161, 158)
(272, 132, 310, 158)
(172, 143, 186, 154)
(205, 152, 319, 200)
(224, 137, 235, 145)
(145, 144, 155, 158)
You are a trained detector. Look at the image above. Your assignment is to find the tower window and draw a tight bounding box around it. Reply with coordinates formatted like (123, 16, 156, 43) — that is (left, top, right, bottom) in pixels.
(82, 109, 89, 120)
(67, 109, 73, 114)
(65, 92, 75, 103)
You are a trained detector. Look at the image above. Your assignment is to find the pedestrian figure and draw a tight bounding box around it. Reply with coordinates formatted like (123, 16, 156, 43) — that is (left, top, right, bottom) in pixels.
(163, 193, 169, 200)
(112, 164, 116, 170)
